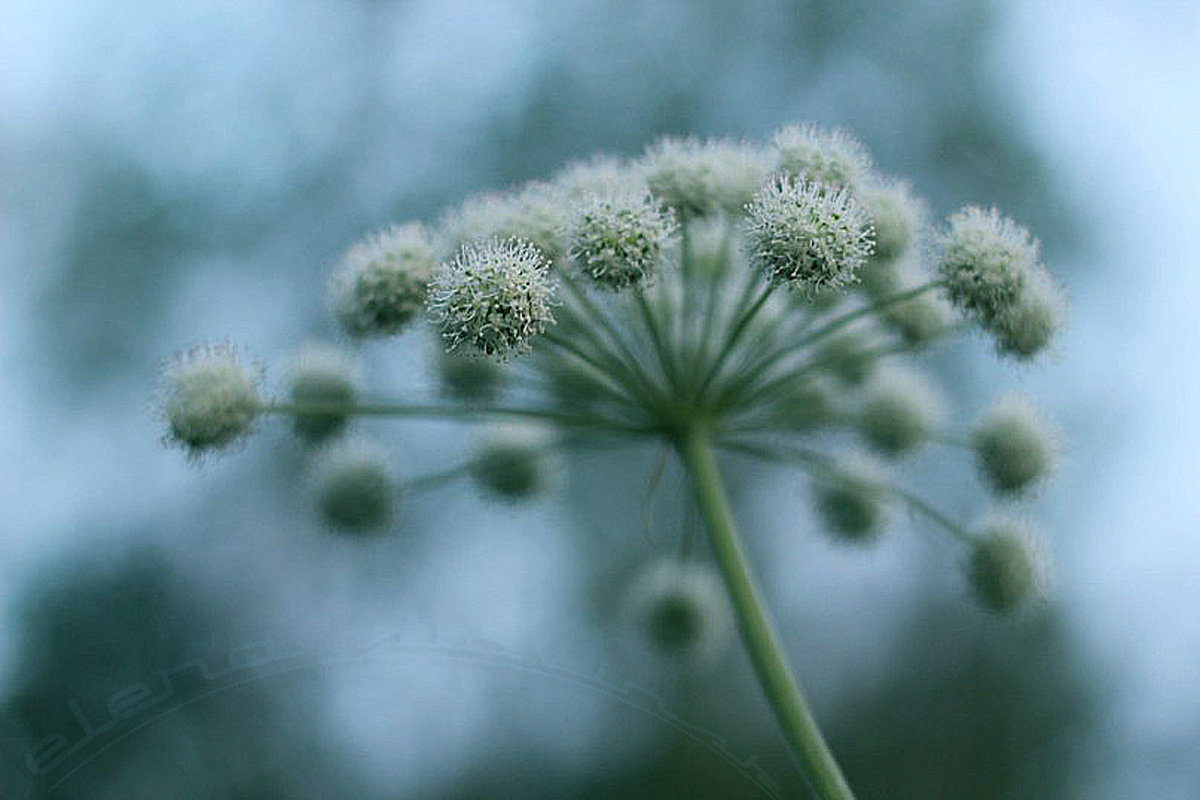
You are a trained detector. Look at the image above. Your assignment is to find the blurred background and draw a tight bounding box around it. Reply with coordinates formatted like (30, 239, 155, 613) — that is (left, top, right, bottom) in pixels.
(1, 0, 1196, 797)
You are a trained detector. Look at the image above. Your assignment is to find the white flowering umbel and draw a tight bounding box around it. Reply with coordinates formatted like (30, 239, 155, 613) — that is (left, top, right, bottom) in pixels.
(160, 122, 1068, 800)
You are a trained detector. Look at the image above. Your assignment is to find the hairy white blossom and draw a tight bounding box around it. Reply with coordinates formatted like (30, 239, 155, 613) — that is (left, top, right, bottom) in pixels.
(567, 189, 676, 289)
(160, 343, 261, 458)
(771, 124, 873, 192)
(745, 177, 875, 293)
(331, 223, 437, 338)
(428, 238, 556, 359)
(643, 136, 768, 219)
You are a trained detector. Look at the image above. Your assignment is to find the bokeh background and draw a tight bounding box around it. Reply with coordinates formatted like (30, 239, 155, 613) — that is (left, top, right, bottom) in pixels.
(1, 1, 1197, 797)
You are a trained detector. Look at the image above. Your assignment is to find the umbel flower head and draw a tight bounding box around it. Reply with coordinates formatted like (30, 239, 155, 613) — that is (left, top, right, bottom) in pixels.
(745, 176, 875, 293)
(427, 238, 556, 359)
(160, 343, 261, 459)
(331, 222, 437, 338)
(162, 120, 1069, 796)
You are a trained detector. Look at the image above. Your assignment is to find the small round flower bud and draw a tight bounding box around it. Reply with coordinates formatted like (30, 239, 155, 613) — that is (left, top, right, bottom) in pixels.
(967, 519, 1046, 613)
(160, 343, 261, 459)
(773, 375, 838, 431)
(470, 425, 556, 501)
(990, 271, 1065, 359)
(643, 136, 768, 220)
(285, 344, 361, 444)
(331, 223, 437, 339)
(745, 176, 875, 294)
(972, 397, 1057, 494)
(567, 189, 676, 290)
(813, 456, 892, 542)
(626, 561, 730, 659)
(935, 206, 1038, 329)
(310, 438, 397, 534)
(770, 124, 873, 192)
(816, 329, 878, 387)
(435, 348, 504, 404)
(441, 183, 569, 267)
(427, 238, 556, 359)
(858, 368, 943, 456)
(859, 180, 925, 263)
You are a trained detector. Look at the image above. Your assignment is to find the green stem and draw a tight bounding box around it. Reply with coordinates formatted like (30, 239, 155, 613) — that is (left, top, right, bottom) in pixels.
(678, 426, 856, 800)
(265, 400, 653, 434)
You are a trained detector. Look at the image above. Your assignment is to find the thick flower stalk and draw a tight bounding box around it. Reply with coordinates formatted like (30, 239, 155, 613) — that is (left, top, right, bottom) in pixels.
(158, 123, 1066, 799)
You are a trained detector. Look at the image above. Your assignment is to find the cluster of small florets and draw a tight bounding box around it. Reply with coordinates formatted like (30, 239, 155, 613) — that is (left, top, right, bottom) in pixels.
(568, 189, 676, 290)
(745, 176, 875, 293)
(331, 223, 437, 338)
(427, 238, 557, 358)
(936, 206, 1065, 358)
(160, 343, 261, 459)
(159, 120, 1066, 631)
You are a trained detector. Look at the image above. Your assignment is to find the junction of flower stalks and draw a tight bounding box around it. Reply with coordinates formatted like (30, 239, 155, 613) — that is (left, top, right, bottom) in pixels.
(159, 123, 1063, 800)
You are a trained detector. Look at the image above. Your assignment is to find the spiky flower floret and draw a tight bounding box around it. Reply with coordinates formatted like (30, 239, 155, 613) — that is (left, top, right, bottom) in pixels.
(858, 367, 943, 456)
(428, 238, 556, 359)
(567, 189, 676, 290)
(745, 177, 875, 293)
(972, 396, 1057, 495)
(440, 183, 570, 267)
(160, 343, 261, 458)
(813, 456, 892, 542)
(936, 207, 1060, 361)
(626, 561, 731, 659)
(285, 344, 360, 444)
(643, 136, 768, 220)
(331, 223, 437, 338)
(860, 179, 926, 263)
(967, 519, 1046, 612)
(310, 438, 396, 534)
(770, 123, 873, 192)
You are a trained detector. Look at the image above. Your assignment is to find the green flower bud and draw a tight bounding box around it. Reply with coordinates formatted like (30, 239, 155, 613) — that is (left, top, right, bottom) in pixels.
(968, 519, 1046, 613)
(816, 329, 878, 386)
(435, 347, 504, 404)
(285, 344, 361, 444)
(745, 176, 875, 294)
(972, 397, 1057, 494)
(859, 179, 926, 262)
(470, 425, 556, 501)
(626, 561, 730, 659)
(643, 136, 768, 220)
(427, 238, 556, 359)
(567, 189, 676, 290)
(773, 375, 838, 431)
(858, 368, 943, 456)
(331, 222, 437, 339)
(160, 343, 261, 459)
(936, 206, 1038, 330)
(990, 271, 1065, 359)
(770, 123, 873, 192)
(310, 438, 396, 534)
(813, 456, 892, 542)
